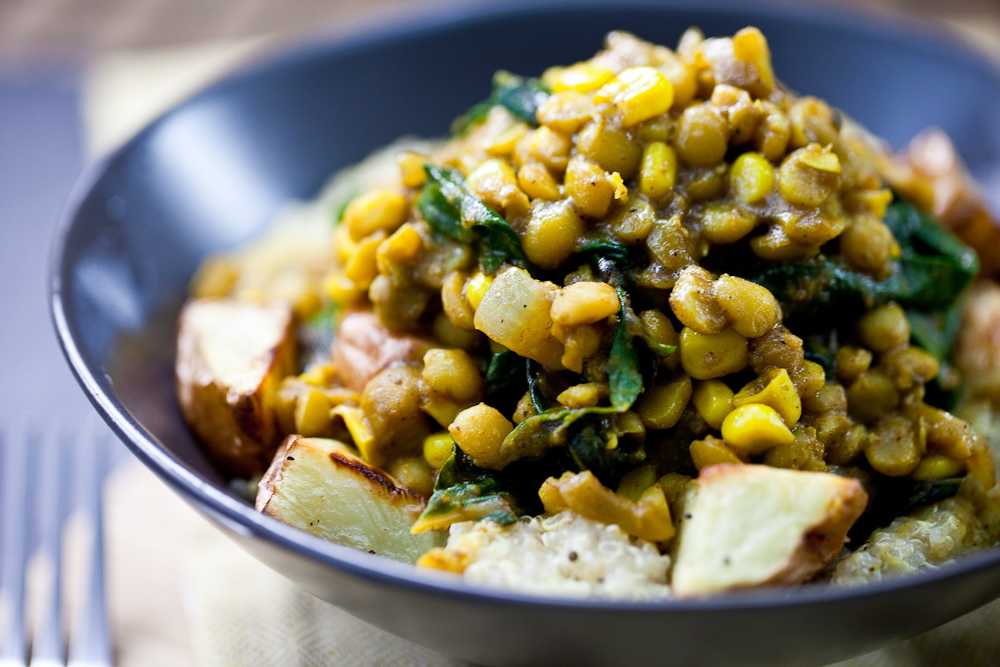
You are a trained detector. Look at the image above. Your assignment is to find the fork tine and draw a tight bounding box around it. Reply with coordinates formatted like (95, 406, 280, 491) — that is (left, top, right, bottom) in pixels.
(66, 423, 112, 667)
(28, 423, 68, 667)
(0, 423, 32, 667)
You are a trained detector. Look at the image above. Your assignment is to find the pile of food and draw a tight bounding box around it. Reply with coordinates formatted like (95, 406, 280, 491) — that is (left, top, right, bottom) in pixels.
(175, 27, 1000, 598)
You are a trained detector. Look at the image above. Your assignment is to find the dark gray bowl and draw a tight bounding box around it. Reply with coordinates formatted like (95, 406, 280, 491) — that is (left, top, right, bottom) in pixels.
(51, 1, 1000, 664)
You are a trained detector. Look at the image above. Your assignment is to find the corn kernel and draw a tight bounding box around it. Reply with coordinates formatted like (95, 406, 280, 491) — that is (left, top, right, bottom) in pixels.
(560, 324, 603, 373)
(729, 152, 776, 205)
(332, 405, 377, 461)
(537, 90, 595, 135)
(294, 389, 333, 437)
(486, 122, 530, 157)
(342, 231, 385, 288)
(690, 436, 743, 470)
(595, 66, 674, 127)
(852, 187, 893, 218)
(732, 26, 775, 97)
(617, 465, 658, 502)
(546, 62, 614, 93)
(380, 223, 423, 267)
(635, 375, 693, 430)
(551, 281, 620, 327)
(910, 454, 965, 481)
(389, 456, 435, 496)
(416, 547, 470, 573)
(517, 162, 561, 201)
(343, 189, 408, 242)
(692, 380, 734, 430)
(679, 326, 748, 380)
(557, 382, 605, 409)
(423, 432, 456, 469)
(466, 272, 493, 308)
(397, 150, 427, 188)
(323, 271, 366, 305)
(733, 368, 802, 425)
(639, 141, 678, 202)
(334, 222, 357, 265)
(300, 363, 336, 387)
(422, 398, 464, 430)
(721, 403, 795, 455)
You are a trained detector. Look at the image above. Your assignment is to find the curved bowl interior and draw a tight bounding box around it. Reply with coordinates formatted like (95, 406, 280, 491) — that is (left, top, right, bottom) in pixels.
(52, 1, 1000, 665)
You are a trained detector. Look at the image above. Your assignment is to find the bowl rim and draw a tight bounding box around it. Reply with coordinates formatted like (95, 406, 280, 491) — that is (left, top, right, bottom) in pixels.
(50, 0, 1000, 613)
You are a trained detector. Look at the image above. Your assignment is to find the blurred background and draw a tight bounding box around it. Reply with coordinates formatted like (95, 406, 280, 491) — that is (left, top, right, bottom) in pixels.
(1, 0, 998, 665)
(0, 0, 997, 65)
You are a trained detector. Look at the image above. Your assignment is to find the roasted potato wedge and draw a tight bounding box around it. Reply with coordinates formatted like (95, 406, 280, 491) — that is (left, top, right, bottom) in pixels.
(671, 464, 867, 597)
(257, 435, 444, 562)
(176, 298, 296, 477)
(330, 310, 429, 393)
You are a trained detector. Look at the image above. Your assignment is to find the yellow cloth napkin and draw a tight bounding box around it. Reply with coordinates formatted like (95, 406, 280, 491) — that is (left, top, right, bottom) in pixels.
(86, 23, 1000, 666)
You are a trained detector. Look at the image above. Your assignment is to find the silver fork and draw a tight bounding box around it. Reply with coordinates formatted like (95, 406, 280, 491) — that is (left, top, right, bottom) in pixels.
(0, 419, 113, 667)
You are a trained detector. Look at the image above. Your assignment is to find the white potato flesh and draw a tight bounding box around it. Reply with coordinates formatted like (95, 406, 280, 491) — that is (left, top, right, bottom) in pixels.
(671, 464, 867, 597)
(256, 436, 444, 563)
(473, 266, 562, 365)
(175, 298, 296, 477)
(330, 310, 428, 393)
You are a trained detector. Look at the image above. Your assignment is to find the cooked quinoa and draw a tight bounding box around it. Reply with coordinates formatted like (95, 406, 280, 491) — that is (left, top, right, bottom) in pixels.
(423, 511, 671, 600)
(830, 496, 993, 584)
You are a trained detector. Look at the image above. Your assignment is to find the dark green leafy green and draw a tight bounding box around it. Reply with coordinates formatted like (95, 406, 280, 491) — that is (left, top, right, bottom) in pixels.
(907, 297, 966, 362)
(485, 349, 522, 391)
(803, 331, 839, 376)
(610, 286, 643, 411)
(640, 336, 677, 358)
(564, 412, 646, 486)
(452, 71, 550, 135)
(884, 198, 979, 277)
(525, 359, 548, 413)
(753, 197, 978, 317)
(420, 449, 517, 528)
(575, 237, 632, 264)
(502, 406, 645, 487)
(418, 165, 532, 274)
